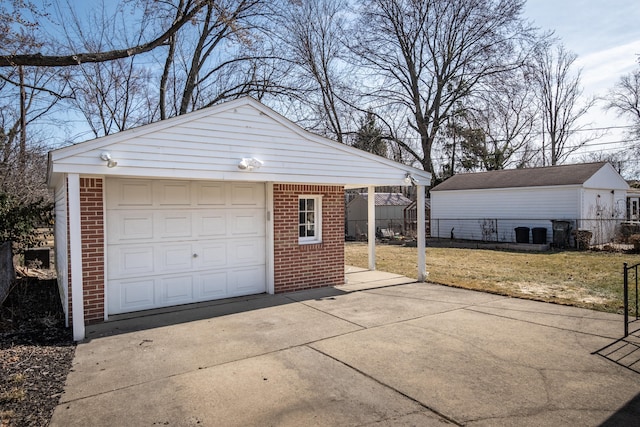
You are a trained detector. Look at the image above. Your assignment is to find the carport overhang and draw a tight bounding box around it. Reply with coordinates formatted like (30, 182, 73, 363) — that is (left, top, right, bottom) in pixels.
(344, 183, 428, 282)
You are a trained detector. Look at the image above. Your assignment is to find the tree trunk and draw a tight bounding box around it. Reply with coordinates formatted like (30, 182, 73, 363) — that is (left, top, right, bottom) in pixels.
(0, 241, 15, 306)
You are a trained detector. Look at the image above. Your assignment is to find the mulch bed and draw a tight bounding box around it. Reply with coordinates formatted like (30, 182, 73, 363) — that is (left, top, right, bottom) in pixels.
(0, 278, 75, 427)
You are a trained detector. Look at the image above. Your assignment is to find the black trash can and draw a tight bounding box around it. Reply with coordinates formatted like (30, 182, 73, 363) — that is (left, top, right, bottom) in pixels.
(514, 227, 530, 243)
(531, 227, 547, 244)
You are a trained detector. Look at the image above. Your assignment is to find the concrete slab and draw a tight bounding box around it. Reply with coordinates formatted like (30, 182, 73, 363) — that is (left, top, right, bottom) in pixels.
(366, 282, 507, 306)
(471, 297, 624, 338)
(340, 268, 416, 291)
(52, 346, 446, 427)
(62, 295, 361, 402)
(288, 288, 466, 328)
(311, 309, 639, 425)
(51, 275, 640, 426)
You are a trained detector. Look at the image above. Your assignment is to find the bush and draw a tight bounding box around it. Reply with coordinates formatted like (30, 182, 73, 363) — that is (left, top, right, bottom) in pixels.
(630, 234, 640, 252)
(0, 193, 53, 253)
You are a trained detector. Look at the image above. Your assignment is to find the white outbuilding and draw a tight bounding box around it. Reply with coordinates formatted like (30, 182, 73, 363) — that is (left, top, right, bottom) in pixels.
(47, 97, 431, 340)
(430, 162, 629, 246)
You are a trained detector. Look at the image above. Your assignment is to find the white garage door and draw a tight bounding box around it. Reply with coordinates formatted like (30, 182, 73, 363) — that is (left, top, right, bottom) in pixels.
(106, 179, 266, 315)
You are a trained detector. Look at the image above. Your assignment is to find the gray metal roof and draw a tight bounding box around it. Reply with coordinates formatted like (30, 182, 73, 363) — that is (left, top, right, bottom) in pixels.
(431, 162, 610, 192)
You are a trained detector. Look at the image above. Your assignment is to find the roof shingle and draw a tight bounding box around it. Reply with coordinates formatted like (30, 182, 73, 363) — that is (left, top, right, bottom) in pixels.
(431, 162, 609, 191)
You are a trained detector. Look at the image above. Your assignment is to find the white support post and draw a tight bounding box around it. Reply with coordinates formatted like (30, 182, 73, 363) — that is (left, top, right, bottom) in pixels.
(266, 182, 275, 294)
(367, 185, 376, 271)
(417, 184, 427, 282)
(68, 173, 85, 341)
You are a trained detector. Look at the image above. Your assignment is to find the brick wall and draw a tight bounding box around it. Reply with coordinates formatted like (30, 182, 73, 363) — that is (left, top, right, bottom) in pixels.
(67, 177, 105, 324)
(273, 184, 344, 293)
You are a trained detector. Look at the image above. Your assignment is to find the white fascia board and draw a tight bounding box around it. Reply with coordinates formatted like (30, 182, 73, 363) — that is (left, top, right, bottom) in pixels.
(49, 164, 429, 188)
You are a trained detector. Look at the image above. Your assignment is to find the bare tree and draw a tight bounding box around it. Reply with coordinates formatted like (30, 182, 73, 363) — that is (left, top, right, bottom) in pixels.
(60, 2, 158, 137)
(0, 66, 68, 200)
(464, 70, 539, 170)
(606, 67, 640, 140)
(277, 0, 352, 142)
(148, 0, 279, 117)
(349, 0, 533, 176)
(531, 43, 595, 165)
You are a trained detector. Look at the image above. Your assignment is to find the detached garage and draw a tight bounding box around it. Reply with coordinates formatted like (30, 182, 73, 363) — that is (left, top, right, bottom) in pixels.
(48, 97, 431, 340)
(430, 162, 629, 245)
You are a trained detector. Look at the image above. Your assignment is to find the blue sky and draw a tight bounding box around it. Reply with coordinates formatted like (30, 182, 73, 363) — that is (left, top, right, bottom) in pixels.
(33, 0, 640, 162)
(524, 0, 640, 157)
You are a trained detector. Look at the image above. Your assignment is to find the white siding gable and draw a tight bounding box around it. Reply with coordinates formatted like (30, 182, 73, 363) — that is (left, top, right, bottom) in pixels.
(583, 163, 630, 190)
(48, 98, 430, 187)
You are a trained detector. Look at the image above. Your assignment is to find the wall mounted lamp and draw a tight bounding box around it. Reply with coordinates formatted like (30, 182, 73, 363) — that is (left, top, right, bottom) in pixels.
(238, 157, 263, 171)
(404, 172, 418, 186)
(100, 152, 118, 168)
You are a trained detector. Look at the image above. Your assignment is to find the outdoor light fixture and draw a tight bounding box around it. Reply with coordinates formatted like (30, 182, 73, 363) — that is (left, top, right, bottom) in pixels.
(100, 152, 118, 168)
(404, 172, 418, 186)
(238, 157, 263, 171)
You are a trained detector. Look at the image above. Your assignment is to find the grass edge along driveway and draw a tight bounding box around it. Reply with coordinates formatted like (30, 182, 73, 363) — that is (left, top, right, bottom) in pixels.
(345, 243, 640, 314)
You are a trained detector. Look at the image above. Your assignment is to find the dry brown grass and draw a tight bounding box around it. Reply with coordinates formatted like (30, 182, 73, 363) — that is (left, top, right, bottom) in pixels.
(345, 243, 640, 313)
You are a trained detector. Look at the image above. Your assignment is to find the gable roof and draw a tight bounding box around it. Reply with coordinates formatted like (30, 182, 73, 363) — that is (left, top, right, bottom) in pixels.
(358, 192, 413, 206)
(431, 162, 623, 191)
(48, 97, 431, 189)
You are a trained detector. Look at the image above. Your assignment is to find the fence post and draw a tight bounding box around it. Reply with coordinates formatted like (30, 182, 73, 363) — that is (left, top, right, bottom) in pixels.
(624, 262, 629, 338)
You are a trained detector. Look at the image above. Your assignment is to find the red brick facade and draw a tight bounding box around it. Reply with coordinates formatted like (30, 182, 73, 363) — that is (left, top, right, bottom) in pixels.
(68, 177, 105, 324)
(273, 184, 344, 293)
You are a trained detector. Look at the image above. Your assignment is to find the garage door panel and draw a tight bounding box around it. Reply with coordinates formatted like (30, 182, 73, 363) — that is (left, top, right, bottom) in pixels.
(108, 179, 153, 207)
(108, 245, 155, 278)
(108, 211, 154, 242)
(227, 239, 265, 267)
(230, 183, 265, 206)
(156, 181, 191, 206)
(195, 211, 226, 237)
(155, 211, 192, 238)
(227, 209, 265, 236)
(196, 242, 227, 268)
(157, 243, 193, 272)
(229, 266, 267, 295)
(195, 183, 226, 206)
(196, 271, 228, 299)
(161, 275, 194, 305)
(109, 278, 155, 313)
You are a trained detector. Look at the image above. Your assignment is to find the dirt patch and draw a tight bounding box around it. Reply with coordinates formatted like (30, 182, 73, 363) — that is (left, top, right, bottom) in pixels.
(511, 281, 611, 306)
(0, 278, 75, 427)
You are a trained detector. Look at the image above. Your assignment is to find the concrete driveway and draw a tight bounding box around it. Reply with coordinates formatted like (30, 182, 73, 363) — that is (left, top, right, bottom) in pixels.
(51, 267, 640, 426)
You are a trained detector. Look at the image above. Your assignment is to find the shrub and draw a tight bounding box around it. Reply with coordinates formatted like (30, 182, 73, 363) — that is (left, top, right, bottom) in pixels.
(630, 234, 640, 252)
(0, 193, 53, 253)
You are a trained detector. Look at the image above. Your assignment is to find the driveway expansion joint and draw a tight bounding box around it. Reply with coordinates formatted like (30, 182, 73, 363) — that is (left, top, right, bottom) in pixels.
(305, 345, 464, 426)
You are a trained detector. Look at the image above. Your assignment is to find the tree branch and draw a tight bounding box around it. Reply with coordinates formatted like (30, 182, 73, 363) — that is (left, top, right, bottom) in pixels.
(0, 0, 207, 67)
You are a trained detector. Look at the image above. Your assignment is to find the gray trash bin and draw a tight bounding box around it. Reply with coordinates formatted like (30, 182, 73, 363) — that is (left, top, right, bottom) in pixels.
(551, 220, 571, 248)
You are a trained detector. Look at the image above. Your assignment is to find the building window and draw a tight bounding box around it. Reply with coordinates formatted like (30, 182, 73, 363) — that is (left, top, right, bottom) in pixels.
(299, 195, 322, 244)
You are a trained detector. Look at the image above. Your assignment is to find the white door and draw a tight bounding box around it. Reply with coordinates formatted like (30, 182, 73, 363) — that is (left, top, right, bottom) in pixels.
(106, 179, 266, 315)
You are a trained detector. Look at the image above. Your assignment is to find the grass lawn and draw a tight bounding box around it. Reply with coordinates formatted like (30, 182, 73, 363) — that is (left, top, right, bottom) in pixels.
(345, 243, 640, 314)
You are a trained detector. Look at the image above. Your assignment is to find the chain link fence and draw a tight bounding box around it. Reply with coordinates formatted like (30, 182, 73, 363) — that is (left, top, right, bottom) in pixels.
(430, 218, 634, 247)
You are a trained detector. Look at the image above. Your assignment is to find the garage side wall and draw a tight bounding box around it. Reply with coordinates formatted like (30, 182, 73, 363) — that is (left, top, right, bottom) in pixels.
(78, 177, 105, 324)
(273, 184, 344, 292)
